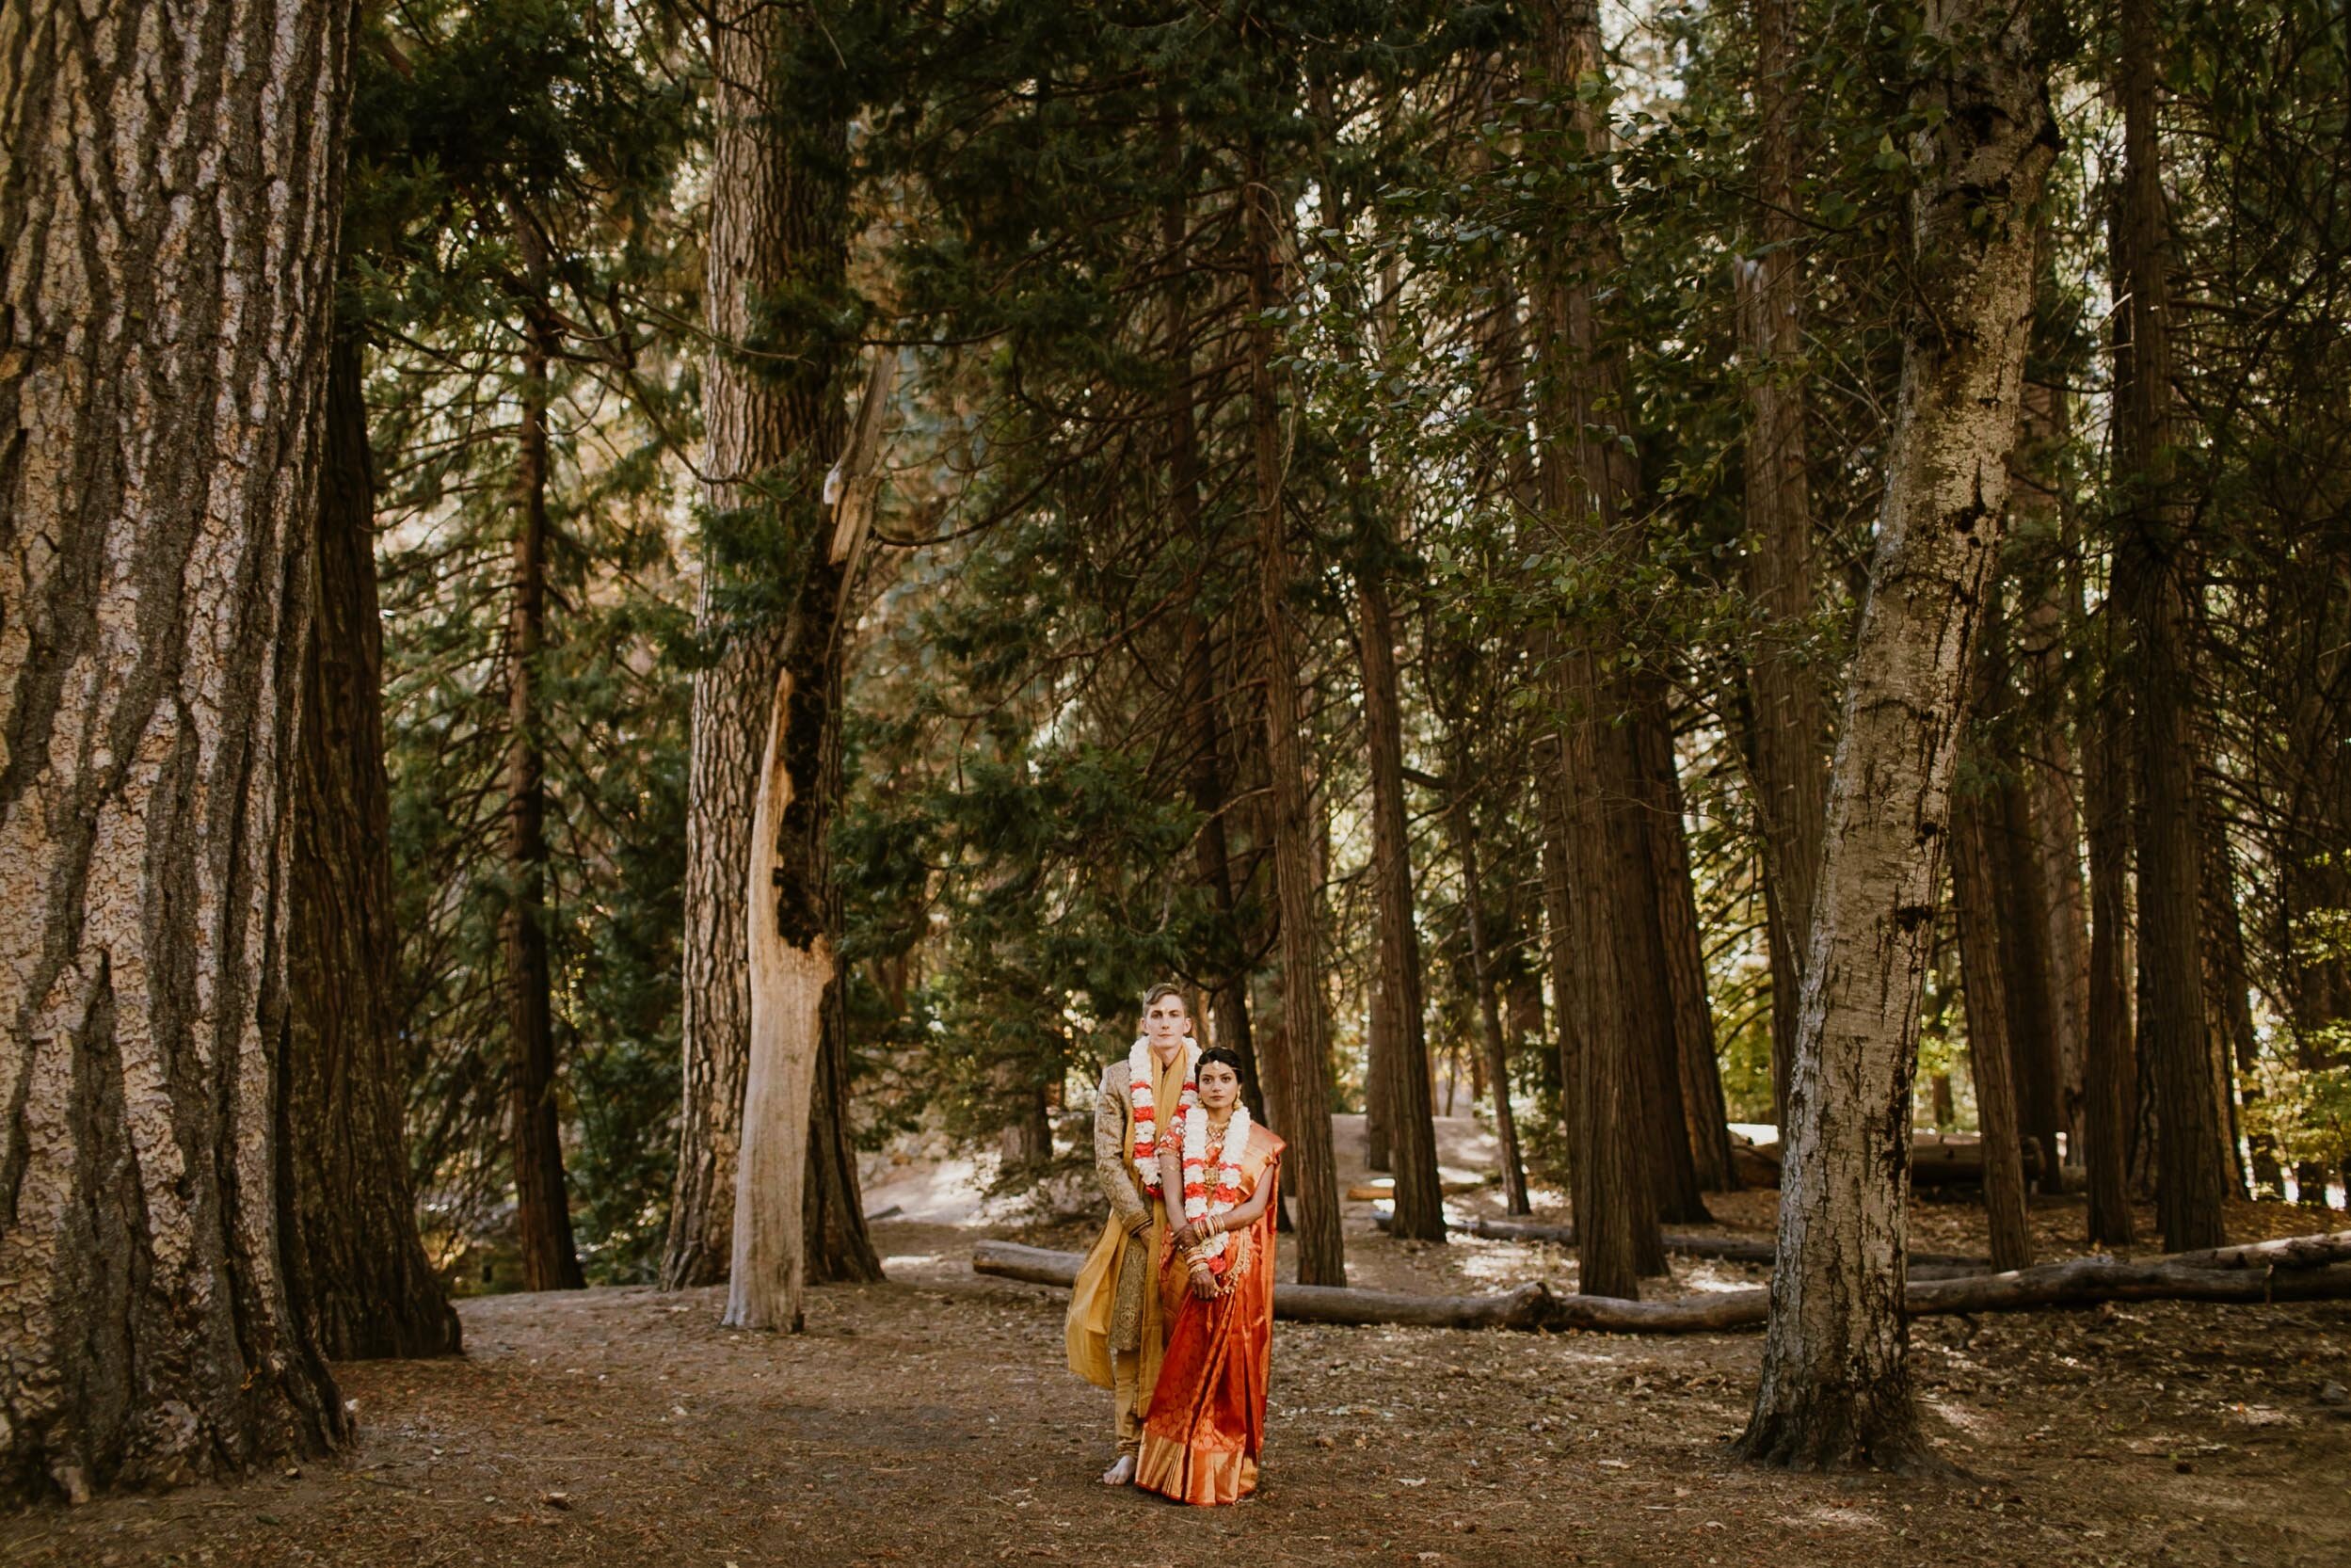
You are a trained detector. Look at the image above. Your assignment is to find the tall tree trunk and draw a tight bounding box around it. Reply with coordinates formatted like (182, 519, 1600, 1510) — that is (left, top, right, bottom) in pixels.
(726, 352, 893, 1332)
(1633, 681, 1738, 1191)
(1242, 134, 1347, 1288)
(505, 223, 584, 1294)
(2015, 378, 2091, 1164)
(2198, 776, 2260, 1197)
(0, 0, 355, 1500)
(1455, 793, 1533, 1215)
(1358, 569, 1447, 1239)
(1738, 0, 1830, 1131)
(1954, 790, 2035, 1272)
(2082, 591, 2138, 1245)
(668, 3, 876, 1291)
(283, 326, 463, 1360)
(1534, 766, 1585, 1194)
(2113, 0, 2228, 1252)
(1528, 0, 1671, 1290)
(1160, 120, 1263, 1121)
(1735, 0, 2054, 1470)
(1977, 594, 2066, 1193)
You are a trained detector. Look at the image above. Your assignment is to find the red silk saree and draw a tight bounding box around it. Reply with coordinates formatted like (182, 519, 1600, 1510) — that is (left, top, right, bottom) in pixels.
(1135, 1126, 1284, 1506)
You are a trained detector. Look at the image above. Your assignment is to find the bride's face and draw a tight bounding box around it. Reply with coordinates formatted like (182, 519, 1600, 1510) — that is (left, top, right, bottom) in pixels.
(1196, 1060, 1239, 1111)
(1144, 993, 1189, 1047)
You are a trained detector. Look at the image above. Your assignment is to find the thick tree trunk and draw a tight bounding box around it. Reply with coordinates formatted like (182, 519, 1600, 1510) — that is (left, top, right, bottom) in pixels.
(1634, 683, 1738, 1191)
(1358, 569, 1447, 1240)
(1738, 0, 1830, 1131)
(1954, 789, 2035, 1271)
(2113, 0, 2228, 1253)
(283, 328, 463, 1360)
(504, 227, 585, 1295)
(1735, 0, 2054, 1471)
(0, 0, 355, 1500)
(726, 355, 892, 1332)
(1527, 0, 1672, 1292)
(1243, 136, 1347, 1288)
(1160, 131, 1265, 1121)
(668, 3, 876, 1292)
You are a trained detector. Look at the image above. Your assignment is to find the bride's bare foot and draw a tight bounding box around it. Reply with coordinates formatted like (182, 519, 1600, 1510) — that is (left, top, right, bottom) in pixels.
(1099, 1453, 1137, 1486)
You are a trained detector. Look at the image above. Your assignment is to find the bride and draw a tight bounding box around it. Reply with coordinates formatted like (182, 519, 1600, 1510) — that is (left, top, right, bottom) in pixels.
(1137, 1046, 1284, 1505)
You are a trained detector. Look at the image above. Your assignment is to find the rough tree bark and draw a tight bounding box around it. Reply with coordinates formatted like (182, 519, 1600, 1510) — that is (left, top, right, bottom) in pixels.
(1357, 564, 1447, 1240)
(282, 328, 463, 1360)
(666, 1, 878, 1292)
(1160, 116, 1264, 1117)
(0, 0, 355, 1500)
(2082, 583, 2138, 1244)
(1634, 681, 1738, 1191)
(1527, 0, 1674, 1292)
(1953, 784, 2035, 1272)
(1737, 0, 1831, 1131)
(1242, 133, 1348, 1288)
(1735, 0, 2055, 1471)
(2112, 0, 2228, 1252)
(727, 352, 895, 1333)
(504, 220, 585, 1294)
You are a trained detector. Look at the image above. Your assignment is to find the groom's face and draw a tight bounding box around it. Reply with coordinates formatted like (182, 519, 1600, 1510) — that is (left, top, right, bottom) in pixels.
(1144, 995, 1189, 1048)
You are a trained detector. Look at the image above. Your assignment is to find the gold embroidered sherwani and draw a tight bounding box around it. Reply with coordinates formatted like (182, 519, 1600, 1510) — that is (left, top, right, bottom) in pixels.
(1064, 1046, 1193, 1453)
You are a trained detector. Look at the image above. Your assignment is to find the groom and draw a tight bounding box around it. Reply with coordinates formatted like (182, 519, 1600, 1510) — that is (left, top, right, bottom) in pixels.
(1064, 983, 1199, 1485)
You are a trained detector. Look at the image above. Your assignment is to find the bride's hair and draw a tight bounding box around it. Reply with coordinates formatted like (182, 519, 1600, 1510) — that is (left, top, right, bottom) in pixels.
(1196, 1046, 1245, 1081)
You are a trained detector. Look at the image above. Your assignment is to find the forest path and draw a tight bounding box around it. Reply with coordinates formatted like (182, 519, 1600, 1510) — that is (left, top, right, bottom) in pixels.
(6, 1201, 2348, 1567)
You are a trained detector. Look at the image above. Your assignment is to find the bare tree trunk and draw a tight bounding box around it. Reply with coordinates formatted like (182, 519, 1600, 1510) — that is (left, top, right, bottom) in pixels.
(0, 0, 355, 1500)
(668, 2, 876, 1291)
(1736, 0, 2053, 1470)
(1954, 790, 2035, 1272)
(505, 223, 584, 1294)
(1634, 682, 1738, 1191)
(1455, 794, 1533, 1215)
(1527, 0, 1672, 1289)
(2016, 379, 2091, 1163)
(2113, 0, 2228, 1253)
(1160, 120, 1264, 1120)
(283, 327, 462, 1360)
(2199, 778, 2260, 1197)
(726, 352, 892, 1333)
(1738, 0, 1830, 1131)
(2083, 589, 2138, 1244)
(1359, 568, 1446, 1239)
(1242, 134, 1346, 1288)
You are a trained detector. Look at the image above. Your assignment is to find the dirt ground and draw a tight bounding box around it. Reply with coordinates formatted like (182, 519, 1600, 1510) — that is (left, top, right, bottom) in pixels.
(7, 1125, 2348, 1567)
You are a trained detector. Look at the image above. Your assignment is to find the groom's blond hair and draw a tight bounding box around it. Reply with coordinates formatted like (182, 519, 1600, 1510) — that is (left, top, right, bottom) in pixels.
(1142, 982, 1190, 1015)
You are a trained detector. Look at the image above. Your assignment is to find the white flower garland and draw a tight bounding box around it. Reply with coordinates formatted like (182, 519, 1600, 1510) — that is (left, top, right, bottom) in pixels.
(1179, 1099, 1253, 1264)
(1128, 1035, 1200, 1193)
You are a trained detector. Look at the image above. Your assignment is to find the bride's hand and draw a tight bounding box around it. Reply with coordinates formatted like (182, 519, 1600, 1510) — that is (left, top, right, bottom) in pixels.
(1169, 1222, 1202, 1250)
(1188, 1265, 1219, 1300)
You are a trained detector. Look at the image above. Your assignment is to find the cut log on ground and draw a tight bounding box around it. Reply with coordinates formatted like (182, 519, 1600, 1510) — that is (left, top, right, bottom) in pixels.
(969, 1236, 2351, 1336)
(1447, 1216, 1990, 1277)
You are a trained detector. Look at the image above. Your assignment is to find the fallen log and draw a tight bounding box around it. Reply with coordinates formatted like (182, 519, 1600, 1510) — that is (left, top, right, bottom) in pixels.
(2156, 1230, 2351, 1273)
(1447, 1215, 1990, 1275)
(971, 1239, 2351, 1336)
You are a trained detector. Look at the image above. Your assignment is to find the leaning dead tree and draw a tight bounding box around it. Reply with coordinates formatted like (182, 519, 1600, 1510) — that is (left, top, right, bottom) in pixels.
(0, 0, 355, 1501)
(1735, 0, 2058, 1473)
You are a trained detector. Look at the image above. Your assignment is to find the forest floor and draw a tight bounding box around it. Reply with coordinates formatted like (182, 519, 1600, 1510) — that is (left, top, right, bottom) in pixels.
(7, 1118, 2349, 1568)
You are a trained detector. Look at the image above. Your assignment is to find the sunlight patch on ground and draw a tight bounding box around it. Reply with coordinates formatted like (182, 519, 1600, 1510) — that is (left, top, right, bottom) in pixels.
(1924, 1398, 1993, 1436)
(1789, 1505, 1885, 1532)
